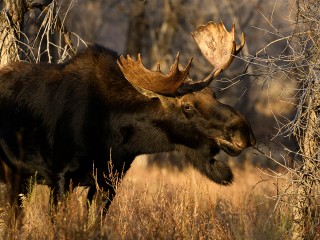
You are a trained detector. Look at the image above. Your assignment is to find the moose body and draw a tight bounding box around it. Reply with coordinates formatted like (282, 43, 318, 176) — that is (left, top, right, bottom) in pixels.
(0, 22, 255, 209)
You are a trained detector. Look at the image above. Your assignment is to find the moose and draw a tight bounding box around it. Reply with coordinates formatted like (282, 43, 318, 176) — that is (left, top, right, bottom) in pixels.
(0, 22, 255, 210)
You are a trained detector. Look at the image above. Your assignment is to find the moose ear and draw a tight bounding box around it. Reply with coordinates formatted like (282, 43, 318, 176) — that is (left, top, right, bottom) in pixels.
(132, 84, 161, 99)
(200, 87, 215, 96)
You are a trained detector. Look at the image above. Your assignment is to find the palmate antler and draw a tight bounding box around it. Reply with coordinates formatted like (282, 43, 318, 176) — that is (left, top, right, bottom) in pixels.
(185, 22, 245, 90)
(117, 53, 193, 95)
(117, 21, 245, 96)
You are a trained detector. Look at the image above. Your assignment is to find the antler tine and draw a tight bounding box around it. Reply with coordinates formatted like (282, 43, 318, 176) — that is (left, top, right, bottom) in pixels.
(117, 52, 192, 96)
(171, 52, 180, 72)
(179, 21, 245, 93)
(137, 53, 141, 62)
(235, 31, 245, 55)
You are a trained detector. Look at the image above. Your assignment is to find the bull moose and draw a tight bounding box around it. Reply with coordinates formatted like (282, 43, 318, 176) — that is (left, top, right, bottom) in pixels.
(0, 22, 255, 210)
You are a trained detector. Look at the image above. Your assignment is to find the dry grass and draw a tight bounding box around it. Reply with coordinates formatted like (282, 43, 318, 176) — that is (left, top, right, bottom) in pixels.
(0, 160, 292, 240)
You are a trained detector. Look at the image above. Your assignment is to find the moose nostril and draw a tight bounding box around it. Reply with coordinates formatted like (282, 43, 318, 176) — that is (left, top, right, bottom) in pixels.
(232, 130, 246, 149)
(250, 132, 256, 146)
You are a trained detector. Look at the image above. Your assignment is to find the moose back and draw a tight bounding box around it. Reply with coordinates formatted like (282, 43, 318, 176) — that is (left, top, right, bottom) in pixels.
(0, 22, 255, 209)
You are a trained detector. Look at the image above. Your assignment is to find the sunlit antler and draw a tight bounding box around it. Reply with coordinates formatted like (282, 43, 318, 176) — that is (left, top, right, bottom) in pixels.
(117, 53, 193, 95)
(179, 21, 245, 93)
(118, 21, 244, 96)
(193, 22, 245, 76)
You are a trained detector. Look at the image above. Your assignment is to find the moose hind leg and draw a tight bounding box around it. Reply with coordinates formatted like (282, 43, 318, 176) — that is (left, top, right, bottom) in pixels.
(51, 171, 70, 207)
(0, 149, 25, 213)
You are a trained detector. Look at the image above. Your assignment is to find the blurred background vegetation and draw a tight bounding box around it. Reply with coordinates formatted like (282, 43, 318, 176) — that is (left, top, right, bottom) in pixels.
(1, 0, 319, 239)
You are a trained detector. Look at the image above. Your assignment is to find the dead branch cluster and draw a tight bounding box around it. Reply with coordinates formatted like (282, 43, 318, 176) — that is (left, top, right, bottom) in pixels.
(245, 1, 320, 238)
(0, 0, 85, 65)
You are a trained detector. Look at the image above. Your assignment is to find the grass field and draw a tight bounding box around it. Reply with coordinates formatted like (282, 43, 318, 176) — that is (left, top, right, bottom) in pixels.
(0, 159, 292, 240)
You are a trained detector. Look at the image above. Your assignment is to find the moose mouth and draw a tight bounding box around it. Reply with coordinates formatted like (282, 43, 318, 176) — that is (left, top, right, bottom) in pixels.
(207, 128, 255, 156)
(207, 136, 246, 156)
(214, 137, 244, 156)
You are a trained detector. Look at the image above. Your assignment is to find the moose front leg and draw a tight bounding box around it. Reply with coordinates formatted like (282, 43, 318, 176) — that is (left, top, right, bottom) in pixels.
(51, 171, 70, 207)
(87, 177, 116, 212)
(87, 151, 133, 212)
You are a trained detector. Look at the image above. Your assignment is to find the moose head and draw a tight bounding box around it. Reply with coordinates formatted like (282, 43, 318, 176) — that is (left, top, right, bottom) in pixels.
(115, 22, 255, 185)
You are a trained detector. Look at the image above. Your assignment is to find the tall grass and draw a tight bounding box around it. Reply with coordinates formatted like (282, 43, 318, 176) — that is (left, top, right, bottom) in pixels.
(0, 161, 292, 239)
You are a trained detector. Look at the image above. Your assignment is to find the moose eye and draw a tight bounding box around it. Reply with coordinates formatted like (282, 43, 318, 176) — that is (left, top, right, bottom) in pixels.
(182, 103, 194, 113)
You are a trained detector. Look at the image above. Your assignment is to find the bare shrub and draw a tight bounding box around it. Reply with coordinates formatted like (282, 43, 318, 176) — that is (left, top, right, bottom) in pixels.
(247, 1, 320, 238)
(1, 164, 288, 239)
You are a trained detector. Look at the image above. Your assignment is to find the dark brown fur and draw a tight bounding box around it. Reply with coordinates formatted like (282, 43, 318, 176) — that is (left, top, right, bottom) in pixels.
(0, 45, 255, 209)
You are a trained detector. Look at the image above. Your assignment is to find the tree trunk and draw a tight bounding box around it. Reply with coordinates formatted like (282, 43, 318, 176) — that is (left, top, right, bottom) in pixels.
(292, 107, 320, 239)
(126, 1, 147, 56)
(0, 0, 26, 65)
(150, 0, 180, 72)
(0, 0, 28, 227)
(291, 2, 320, 238)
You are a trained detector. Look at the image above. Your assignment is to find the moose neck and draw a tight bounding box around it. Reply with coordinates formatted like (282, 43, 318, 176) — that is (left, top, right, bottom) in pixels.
(110, 94, 203, 159)
(102, 72, 207, 157)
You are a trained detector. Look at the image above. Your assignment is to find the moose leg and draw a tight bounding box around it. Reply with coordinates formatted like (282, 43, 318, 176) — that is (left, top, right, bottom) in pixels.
(0, 161, 11, 204)
(87, 179, 116, 212)
(51, 169, 73, 207)
(86, 152, 133, 212)
(86, 164, 119, 212)
(51, 176, 64, 207)
(0, 141, 25, 213)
